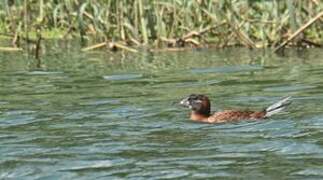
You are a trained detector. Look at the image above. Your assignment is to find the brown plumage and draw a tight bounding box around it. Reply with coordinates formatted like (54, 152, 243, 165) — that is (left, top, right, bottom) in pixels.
(206, 110, 266, 123)
(180, 94, 291, 124)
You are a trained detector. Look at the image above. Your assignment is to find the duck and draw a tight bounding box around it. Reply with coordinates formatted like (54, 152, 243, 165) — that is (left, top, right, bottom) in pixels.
(179, 94, 291, 123)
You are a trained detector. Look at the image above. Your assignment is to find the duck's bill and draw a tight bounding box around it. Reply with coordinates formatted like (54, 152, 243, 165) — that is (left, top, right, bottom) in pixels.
(179, 97, 190, 107)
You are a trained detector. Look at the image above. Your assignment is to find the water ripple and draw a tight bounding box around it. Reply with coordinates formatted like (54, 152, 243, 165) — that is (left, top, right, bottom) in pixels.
(1, 49, 323, 179)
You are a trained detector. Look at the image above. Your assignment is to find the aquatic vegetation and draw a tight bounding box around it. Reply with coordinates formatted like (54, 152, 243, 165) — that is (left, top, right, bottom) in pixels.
(0, 0, 322, 52)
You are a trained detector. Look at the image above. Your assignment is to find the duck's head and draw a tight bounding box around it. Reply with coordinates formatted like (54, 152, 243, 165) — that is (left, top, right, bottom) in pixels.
(180, 94, 211, 118)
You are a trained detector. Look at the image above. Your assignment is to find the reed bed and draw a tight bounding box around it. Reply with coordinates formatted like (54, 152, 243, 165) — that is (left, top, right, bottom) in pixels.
(0, 0, 322, 53)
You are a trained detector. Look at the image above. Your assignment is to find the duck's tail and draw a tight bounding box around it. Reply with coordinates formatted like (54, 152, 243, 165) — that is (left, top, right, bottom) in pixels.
(265, 96, 292, 117)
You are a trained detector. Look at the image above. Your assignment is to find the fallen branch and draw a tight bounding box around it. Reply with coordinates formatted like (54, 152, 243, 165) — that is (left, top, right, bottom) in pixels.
(110, 42, 138, 53)
(274, 11, 323, 53)
(82, 41, 138, 53)
(129, 37, 141, 46)
(184, 38, 200, 46)
(159, 22, 226, 48)
(0, 47, 23, 52)
(159, 37, 176, 44)
(81, 42, 107, 51)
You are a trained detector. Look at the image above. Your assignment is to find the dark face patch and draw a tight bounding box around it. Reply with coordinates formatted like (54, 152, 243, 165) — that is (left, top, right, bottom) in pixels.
(180, 94, 211, 116)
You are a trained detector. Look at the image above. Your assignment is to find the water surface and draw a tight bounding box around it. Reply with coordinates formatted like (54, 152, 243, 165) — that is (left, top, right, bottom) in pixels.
(1, 47, 323, 179)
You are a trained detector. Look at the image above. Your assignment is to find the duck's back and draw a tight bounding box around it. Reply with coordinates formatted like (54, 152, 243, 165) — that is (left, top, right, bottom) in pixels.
(207, 110, 266, 123)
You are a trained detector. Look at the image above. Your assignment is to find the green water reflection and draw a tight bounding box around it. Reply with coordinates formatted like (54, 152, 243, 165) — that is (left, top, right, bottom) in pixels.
(1, 47, 323, 179)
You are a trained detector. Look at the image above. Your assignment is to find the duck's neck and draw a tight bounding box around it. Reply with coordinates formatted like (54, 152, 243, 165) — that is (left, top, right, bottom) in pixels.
(190, 112, 210, 122)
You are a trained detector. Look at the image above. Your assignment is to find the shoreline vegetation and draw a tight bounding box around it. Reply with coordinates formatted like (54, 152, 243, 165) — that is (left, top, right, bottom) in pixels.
(0, 0, 322, 58)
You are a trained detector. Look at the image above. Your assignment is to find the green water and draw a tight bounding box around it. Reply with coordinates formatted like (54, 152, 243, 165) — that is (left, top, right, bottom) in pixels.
(1, 47, 323, 179)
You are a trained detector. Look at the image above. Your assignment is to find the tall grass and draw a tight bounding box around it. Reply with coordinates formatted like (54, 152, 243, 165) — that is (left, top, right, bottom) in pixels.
(0, 0, 322, 49)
